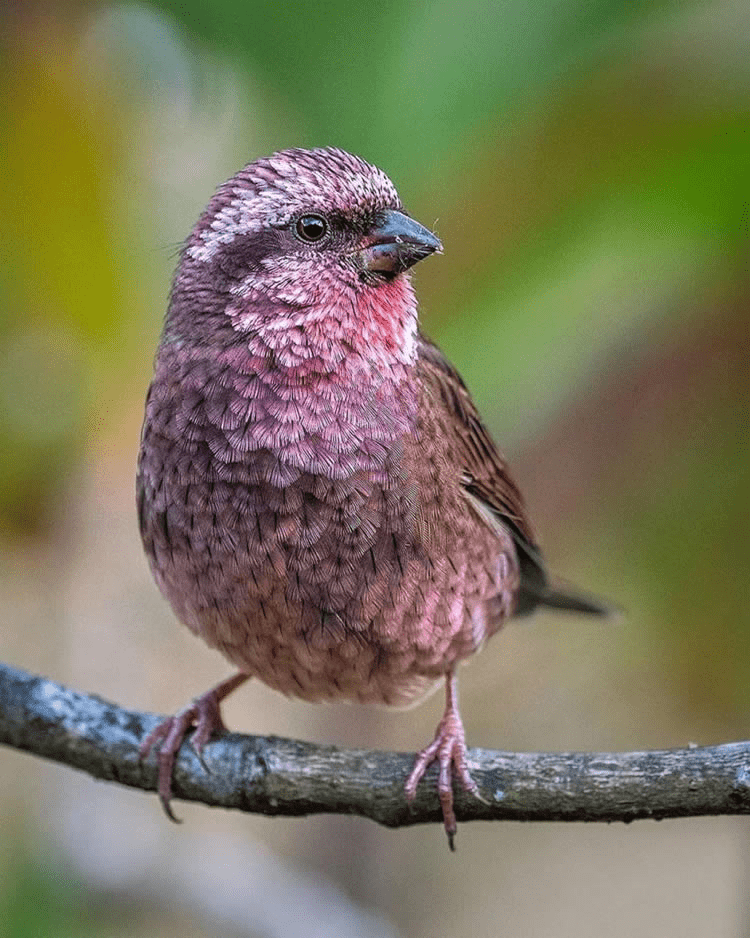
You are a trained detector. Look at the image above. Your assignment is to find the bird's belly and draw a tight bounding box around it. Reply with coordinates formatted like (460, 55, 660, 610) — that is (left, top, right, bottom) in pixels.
(144, 464, 517, 706)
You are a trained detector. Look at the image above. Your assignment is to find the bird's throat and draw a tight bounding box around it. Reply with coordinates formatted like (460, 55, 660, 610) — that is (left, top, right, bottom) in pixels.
(229, 274, 419, 376)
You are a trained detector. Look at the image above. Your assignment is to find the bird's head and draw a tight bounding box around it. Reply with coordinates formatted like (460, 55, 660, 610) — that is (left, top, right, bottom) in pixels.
(168, 147, 441, 370)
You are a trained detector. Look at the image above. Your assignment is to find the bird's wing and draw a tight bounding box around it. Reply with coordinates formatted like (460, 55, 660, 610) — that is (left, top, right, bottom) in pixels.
(416, 333, 613, 618)
(416, 333, 541, 557)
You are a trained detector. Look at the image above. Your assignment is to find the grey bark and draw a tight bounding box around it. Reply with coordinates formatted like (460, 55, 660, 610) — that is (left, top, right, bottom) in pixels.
(2, 661, 750, 828)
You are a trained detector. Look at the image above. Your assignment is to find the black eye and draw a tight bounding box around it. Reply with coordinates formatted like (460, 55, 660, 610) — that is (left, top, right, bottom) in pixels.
(295, 214, 328, 243)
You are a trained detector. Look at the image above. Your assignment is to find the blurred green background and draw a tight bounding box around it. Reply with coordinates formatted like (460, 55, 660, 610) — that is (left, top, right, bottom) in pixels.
(1, 1, 748, 936)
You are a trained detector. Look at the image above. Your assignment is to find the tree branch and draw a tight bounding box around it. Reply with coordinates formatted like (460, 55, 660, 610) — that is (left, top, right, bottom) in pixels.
(2, 661, 750, 828)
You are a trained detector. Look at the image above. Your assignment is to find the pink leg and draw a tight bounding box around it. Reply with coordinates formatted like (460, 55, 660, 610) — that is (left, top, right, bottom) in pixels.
(139, 672, 250, 821)
(405, 671, 481, 850)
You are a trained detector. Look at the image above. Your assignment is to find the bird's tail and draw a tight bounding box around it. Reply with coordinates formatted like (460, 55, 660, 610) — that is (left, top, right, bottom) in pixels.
(535, 583, 619, 618)
(510, 531, 620, 619)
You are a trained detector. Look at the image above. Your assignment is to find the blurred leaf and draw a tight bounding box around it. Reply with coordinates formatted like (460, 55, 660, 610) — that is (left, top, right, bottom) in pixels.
(0, 45, 128, 342)
(424, 93, 750, 443)
(150, 0, 694, 175)
(0, 36, 132, 531)
(149, 0, 407, 158)
(622, 338, 750, 723)
(382, 0, 690, 172)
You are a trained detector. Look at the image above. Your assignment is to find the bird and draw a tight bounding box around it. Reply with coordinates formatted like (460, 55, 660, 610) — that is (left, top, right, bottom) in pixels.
(137, 146, 609, 847)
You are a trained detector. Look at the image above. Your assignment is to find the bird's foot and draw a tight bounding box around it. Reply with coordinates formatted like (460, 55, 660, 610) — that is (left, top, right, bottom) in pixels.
(404, 702, 481, 851)
(139, 672, 249, 821)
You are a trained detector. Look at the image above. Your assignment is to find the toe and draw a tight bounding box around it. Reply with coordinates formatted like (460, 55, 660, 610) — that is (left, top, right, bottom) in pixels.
(405, 759, 427, 802)
(191, 695, 224, 755)
(138, 721, 169, 760)
(153, 726, 182, 821)
(405, 736, 442, 802)
(142, 709, 196, 822)
(454, 752, 481, 797)
(437, 743, 459, 837)
(140, 680, 241, 821)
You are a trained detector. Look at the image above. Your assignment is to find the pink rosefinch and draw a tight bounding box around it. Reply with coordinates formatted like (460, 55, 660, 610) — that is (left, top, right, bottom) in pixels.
(137, 147, 608, 846)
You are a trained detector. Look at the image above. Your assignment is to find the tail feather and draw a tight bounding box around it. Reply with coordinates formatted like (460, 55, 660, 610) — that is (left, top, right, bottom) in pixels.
(536, 584, 619, 618)
(507, 526, 620, 619)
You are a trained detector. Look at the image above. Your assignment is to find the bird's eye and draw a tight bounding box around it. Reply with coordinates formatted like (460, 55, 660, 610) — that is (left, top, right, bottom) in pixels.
(295, 214, 328, 243)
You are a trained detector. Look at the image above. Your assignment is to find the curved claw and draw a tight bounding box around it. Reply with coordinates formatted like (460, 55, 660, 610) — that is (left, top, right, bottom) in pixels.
(139, 673, 249, 821)
(140, 699, 224, 822)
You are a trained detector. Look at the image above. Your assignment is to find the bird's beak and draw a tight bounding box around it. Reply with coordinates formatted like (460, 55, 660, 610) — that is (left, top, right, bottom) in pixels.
(356, 210, 442, 276)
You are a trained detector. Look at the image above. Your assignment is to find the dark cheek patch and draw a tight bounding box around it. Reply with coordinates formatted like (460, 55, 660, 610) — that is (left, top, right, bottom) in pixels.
(215, 229, 287, 279)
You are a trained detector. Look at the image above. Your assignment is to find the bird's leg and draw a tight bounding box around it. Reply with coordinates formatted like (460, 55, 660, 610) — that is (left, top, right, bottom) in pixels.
(139, 672, 250, 821)
(404, 670, 481, 850)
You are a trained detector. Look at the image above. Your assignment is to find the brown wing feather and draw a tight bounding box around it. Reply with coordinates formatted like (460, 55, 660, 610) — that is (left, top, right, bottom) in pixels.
(416, 333, 615, 619)
(417, 332, 554, 614)
(416, 333, 537, 545)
